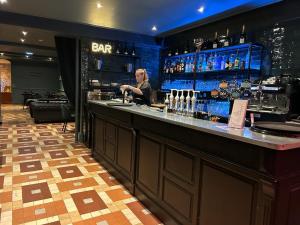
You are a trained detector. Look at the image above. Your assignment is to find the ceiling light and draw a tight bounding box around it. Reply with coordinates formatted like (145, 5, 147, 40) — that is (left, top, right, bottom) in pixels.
(25, 55, 29, 59)
(25, 51, 34, 55)
(38, 39, 44, 42)
(20, 38, 25, 43)
(22, 31, 28, 36)
(0, 0, 7, 4)
(0, 53, 4, 57)
(152, 26, 157, 32)
(48, 57, 53, 61)
(198, 6, 205, 13)
(97, 2, 102, 8)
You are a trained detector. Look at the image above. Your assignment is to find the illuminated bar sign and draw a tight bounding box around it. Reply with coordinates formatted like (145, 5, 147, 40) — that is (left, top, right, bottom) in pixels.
(91, 42, 112, 54)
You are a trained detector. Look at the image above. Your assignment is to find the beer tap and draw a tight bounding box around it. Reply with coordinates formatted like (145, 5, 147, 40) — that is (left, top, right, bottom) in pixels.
(185, 90, 192, 115)
(174, 90, 180, 112)
(191, 90, 200, 114)
(169, 89, 175, 110)
(180, 90, 185, 113)
(164, 93, 170, 113)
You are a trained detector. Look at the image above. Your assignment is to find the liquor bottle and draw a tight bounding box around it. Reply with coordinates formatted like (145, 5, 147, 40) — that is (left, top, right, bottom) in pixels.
(207, 54, 214, 71)
(229, 54, 235, 70)
(202, 55, 207, 72)
(223, 29, 230, 47)
(197, 55, 203, 72)
(191, 56, 196, 72)
(220, 54, 226, 70)
(185, 57, 190, 72)
(170, 61, 175, 74)
(213, 32, 219, 49)
(214, 53, 222, 71)
(163, 59, 167, 74)
(239, 25, 247, 44)
(225, 56, 230, 70)
(234, 51, 240, 69)
(181, 57, 185, 72)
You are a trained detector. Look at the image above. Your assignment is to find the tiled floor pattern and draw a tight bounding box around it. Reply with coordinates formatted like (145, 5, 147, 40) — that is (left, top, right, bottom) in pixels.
(0, 105, 162, 225)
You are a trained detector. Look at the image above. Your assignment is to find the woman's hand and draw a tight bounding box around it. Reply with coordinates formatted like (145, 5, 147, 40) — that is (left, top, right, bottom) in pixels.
(120, 85, 133, 91)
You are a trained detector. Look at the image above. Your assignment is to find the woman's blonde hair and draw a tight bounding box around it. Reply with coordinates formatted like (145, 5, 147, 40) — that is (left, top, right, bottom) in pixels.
(136, 68, 148, 81)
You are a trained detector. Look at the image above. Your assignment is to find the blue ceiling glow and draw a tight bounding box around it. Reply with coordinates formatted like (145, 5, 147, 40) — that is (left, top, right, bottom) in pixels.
(157, 0, 282, 34)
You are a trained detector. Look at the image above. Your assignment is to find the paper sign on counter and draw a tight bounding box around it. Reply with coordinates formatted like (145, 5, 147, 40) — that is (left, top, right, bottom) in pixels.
(228, 99, 248, 129)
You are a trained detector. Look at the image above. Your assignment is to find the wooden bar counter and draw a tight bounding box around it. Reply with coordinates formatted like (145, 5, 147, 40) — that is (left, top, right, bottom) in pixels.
(88, 100, 300, 225)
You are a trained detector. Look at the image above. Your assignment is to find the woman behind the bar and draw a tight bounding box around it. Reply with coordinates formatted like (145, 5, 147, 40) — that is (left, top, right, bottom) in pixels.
(120, 69, 152, 106)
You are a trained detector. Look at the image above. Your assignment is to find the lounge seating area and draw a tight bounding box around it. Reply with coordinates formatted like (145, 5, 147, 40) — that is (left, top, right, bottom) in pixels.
(22, 91, 75, 124)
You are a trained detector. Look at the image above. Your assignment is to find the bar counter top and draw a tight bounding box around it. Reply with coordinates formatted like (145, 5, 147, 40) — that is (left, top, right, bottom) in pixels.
(89, 100, 300, 151)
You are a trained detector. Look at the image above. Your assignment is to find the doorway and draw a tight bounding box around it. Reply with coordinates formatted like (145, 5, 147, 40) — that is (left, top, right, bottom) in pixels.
(0, 59, 12, 104)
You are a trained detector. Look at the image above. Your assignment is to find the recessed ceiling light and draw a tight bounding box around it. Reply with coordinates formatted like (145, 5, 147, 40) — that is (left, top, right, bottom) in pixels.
(0, 0, 8, 4)
(20, 38, 25, 43)
(22, 31, 28, 36)
(97, 2, 102, 8)
(38, 39, 44, 42)
(198, 6, 205, 13)
(26, 51, 33, 55)
(152, 26, 157, 32)
(48, 57, 53, 61)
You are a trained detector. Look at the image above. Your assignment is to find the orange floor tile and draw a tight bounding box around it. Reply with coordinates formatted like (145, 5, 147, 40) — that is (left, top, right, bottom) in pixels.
(0, 104, 163, 225)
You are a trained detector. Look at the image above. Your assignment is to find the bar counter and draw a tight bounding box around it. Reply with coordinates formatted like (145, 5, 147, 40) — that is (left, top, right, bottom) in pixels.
(88, 100, 300, 225)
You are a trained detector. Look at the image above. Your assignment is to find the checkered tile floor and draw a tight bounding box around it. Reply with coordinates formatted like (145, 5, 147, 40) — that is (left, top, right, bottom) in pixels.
(0, 105, 162, 225)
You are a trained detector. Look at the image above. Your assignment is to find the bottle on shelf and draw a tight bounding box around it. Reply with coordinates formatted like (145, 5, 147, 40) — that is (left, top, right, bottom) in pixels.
(207, 54, 214, 71)
(202, 55, 207, 72)
(239, 25, 247, 44)
(234, 50, 240, 69)
(223, 28, 230, 47)
(185, 56, 190, 72)
(229, 54, 235, 70)
(197, 54, 203, 72)
(225, 56, 230, 70)
(213, 32, 219, 49)
(181, 57, 185, 73)
(191, 56, 196, 72)
(214, 53, 222, 71)
(220, 54, 226, 70)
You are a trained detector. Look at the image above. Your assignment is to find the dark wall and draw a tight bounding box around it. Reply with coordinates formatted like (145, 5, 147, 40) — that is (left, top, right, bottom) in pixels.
(11, 60, 60, 103)
(163, 0, 300, 76)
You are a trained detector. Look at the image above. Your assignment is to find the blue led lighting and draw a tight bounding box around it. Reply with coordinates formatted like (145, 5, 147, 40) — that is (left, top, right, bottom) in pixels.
(157, 0, 281, 34)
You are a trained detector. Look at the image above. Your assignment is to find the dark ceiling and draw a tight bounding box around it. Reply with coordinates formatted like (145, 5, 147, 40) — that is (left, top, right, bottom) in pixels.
(0, 0, 282, 59)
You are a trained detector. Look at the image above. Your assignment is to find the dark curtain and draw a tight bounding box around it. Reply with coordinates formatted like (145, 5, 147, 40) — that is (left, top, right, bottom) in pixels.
(55, 36, 76, 106)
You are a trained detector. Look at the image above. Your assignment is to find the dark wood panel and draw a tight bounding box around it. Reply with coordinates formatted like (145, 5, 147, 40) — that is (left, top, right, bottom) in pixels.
(94, 117, 105, 154)
(164, 146, 195, 184)
(116, 127, 135, 178)
(105, 122, 117, 144)
(288, 184, 300, 225)
(199, 163, 255, 225)
(105, 141, 116, 162)
(162, 177, 193, 220)
(137, 135, 161, 196)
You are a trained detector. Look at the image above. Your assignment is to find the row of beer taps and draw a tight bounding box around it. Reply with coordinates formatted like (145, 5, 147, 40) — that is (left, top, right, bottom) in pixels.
(164, 89, 199, 115)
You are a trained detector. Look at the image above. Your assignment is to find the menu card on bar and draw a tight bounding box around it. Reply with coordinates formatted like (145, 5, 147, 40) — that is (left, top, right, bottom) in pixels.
(228, 100, 248, 129)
